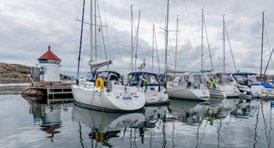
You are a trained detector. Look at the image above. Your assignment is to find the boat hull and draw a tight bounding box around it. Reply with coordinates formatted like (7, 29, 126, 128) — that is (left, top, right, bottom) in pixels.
(72, 85, 145, 112)
(167, 87, 209, 101)
(144, 89, 170, 106)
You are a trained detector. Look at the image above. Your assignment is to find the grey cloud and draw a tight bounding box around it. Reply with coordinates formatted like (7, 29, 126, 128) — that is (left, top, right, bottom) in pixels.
(1, 0, 274, 76)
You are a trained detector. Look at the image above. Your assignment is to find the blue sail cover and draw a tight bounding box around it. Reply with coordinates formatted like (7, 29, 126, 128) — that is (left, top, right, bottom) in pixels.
(89, 71, 122, 82)
(261, 82, 273, 88)
(232, 72, 257, 76)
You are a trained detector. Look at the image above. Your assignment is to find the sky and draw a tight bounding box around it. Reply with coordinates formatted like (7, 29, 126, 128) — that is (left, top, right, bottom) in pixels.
(1, 0, 274, 76)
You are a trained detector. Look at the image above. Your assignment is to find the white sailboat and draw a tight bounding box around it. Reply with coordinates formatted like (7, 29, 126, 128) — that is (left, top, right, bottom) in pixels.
(232, 72, 274, 99)
(204, 73, 226, 98)
(127, 72, 169, 105)
(167, 72, 210, 101)
(72, 70, 146, 112)
(216, 73, 241, 98)
(72, 0, 145, 112)
(199, 9, 223, 99)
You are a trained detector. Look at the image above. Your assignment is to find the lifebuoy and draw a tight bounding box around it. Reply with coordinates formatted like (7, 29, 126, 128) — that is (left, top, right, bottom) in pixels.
(96, 77, 104, 90)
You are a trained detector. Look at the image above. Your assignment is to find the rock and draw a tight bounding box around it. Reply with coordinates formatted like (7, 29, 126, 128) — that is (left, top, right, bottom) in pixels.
(0, 62, 73, 83)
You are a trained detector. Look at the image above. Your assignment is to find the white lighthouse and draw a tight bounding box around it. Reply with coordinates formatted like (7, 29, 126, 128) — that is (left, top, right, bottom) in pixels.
(38, 46, 61, 82)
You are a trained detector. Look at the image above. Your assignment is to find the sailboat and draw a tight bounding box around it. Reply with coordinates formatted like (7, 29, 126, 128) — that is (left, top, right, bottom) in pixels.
(167, 71, 210, 101)
(232, 72, 273, 98)
(71, 0, 145, 112)
(198, 8, 224, 99)
(257, 12, 274, 99)
(231, 12, 274, 99)
(204, 73, 226, 98)
(127, 6, 169, 106)
(127, 72, 169, 105)
(215, 73, 241, 98)
(205, 15, 241, 98)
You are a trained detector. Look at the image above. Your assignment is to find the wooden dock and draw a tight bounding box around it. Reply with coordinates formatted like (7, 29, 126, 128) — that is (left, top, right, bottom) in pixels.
(22, 82, 73, 103)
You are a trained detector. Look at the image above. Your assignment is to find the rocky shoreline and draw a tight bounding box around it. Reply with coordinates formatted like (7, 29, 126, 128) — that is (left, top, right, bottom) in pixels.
(0, 62, 73, 84)
(0, 62, 30, 83)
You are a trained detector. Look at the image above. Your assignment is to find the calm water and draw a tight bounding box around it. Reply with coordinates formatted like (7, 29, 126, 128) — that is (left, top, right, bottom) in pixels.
(0, 95, 273, 148)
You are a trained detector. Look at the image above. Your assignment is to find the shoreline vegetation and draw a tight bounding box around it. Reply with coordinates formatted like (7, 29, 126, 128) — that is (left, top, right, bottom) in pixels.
(0, 62, 30, 83)
(0, 62, 73, 84)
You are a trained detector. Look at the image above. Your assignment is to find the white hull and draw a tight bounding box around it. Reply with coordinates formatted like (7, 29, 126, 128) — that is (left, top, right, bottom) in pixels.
(145, 91, 169, 105)
(72, 84, 145, 112)
(238, 84, 265, 98)
(167, 87, 209, 101)
(221, 84, 241, 98)
(142, 87, 169, 105)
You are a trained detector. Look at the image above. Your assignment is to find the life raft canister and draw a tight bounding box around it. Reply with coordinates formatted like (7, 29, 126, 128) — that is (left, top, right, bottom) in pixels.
(96, 77, 105, 90)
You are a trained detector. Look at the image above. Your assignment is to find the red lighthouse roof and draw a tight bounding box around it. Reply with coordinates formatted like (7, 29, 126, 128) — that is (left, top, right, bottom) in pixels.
(38, 46, 61, 61)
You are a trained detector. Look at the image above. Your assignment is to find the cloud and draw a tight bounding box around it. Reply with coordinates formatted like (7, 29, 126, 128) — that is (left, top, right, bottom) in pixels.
(1, 0, 274, 76)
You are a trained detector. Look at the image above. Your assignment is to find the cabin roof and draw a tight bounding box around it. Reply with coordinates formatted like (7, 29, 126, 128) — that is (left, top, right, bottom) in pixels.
(38, 46, 61, 61)
(128, 72, 158, 77)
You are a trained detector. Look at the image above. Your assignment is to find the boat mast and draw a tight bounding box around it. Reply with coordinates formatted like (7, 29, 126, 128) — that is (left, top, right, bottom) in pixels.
(152, 24, 155, 72)
(94, 0, 97, 62)
(164, 0, 170, 72)
(260, 12, 264, 78)
(223, 14, 226, 73)
(175, 18, 179, 70)
(76, 0, 86, 85)
(90, 0, 93, 62)
(134, 10, 141, 71)
(130, 5, 134, 72)
(201, 8, 204, 72)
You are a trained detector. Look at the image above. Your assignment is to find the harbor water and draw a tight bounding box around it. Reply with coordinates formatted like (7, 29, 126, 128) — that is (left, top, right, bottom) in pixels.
(0, 94, 274, 148)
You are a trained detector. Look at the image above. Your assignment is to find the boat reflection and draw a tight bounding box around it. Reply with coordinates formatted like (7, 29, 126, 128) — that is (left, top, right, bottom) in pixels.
(169, 99, 209, 125)
(28, 101, 71, 142)
(25, 96, 268, 147)
(169, 98, 257, 126)
(72, 105, 145, 147)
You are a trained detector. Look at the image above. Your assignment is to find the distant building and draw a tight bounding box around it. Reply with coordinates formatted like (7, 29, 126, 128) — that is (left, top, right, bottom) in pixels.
(38, 46, 61, 82)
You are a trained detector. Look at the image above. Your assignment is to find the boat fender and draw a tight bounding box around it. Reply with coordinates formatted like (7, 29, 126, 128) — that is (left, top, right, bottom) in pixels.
(95, 131, 104, 142)
(96, 78, 105, 90)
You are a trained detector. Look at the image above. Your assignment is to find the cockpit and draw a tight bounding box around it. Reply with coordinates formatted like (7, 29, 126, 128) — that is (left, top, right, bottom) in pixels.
(127, 72, 160, 86)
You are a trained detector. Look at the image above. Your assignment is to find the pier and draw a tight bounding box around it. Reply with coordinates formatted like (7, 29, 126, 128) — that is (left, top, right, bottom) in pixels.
(22, 82, 73, 104)
(21, 46, 73, 104)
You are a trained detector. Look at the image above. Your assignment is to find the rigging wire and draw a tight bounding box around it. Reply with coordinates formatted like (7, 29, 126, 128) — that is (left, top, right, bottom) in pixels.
(203, 11, 214, 71)
(101, 0, 112, 62)
(154, 26, 161, 74)
(225, 25, 238, 72)
(96, 0, 108, 62)
(263, 20, 273, 75)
